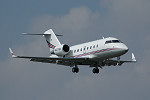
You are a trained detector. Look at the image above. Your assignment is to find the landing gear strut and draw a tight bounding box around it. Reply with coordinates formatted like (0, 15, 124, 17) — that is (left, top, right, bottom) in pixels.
(72, 65, 79, 73)
(92, 68, 99, 74)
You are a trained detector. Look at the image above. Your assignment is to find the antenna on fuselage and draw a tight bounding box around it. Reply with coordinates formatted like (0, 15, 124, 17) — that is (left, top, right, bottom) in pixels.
(102, 36, 105, 39)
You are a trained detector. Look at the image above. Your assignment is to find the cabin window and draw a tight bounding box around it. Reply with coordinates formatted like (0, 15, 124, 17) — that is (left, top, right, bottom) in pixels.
(84, 47, 86, 50)
(87, 47, 89, 50)
(77, 49, 79, 52)
(74, 50, 76, 53)
(80, 48, 82, 51)
(90, 46, 92, 49)
(93, 45, 95, 48)
(97, 44, 98, 48)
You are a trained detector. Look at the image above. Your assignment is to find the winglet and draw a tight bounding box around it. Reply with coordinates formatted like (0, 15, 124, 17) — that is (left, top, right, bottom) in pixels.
(132, 53, 136, 62)
(9, 48, 17, 58)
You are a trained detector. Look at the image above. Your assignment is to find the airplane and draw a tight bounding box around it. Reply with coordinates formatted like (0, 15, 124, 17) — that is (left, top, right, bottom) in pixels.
(9, 29, 136, 74)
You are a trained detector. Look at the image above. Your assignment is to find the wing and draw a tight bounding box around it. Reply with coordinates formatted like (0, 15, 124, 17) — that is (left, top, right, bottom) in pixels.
(104, 53, 136, 66)
(9, 48, 136, 67)
(9, 48, 89, 66)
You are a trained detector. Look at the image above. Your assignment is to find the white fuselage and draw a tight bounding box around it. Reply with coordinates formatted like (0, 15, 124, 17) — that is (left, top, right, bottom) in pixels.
(66, 37, 128, 61)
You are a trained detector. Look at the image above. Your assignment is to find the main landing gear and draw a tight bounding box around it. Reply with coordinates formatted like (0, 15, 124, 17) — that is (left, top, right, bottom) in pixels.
(72, 65, 79, 73)
(71, 65, 100, 74)
(92, 67, 99, 74)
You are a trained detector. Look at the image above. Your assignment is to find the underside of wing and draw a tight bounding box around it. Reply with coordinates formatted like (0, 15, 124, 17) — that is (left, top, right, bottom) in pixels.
(105, 53, 136, 66)
(104, 60, 134, 66)
(30, 56, 89, 64)
(9, 48, 91, 66)
(14, 55, 90, 66)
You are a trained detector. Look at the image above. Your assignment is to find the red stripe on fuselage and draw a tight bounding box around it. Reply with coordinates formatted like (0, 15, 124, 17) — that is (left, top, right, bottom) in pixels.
(73, 48, 119, 58)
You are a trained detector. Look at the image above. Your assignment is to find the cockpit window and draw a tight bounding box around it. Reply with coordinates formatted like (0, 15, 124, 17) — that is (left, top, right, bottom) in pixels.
(112, 40, 120, 43)
(105, 40, 122, 44)
(105, 40, 112, 44)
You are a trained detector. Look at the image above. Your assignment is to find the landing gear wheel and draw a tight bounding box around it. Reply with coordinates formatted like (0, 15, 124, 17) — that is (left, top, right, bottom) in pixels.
(92, 68, 99, 74)
(72, 67, 79, 73)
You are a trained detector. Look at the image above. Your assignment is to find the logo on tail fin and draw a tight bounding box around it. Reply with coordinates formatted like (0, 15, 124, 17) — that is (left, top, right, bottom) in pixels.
(46, 40, 56, 49)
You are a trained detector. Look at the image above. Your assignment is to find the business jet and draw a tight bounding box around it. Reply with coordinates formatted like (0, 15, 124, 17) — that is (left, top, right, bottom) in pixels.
(9, 29, 136, 74)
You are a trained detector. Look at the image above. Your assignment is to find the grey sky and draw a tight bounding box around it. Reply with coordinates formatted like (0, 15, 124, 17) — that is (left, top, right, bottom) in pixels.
(0, 0, 150, 100)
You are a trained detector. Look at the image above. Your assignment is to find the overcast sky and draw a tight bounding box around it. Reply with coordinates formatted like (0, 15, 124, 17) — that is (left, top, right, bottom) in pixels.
(0, 0, 150, 100)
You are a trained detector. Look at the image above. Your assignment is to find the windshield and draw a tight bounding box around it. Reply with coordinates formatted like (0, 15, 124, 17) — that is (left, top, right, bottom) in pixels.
(105, 40, 122, 44)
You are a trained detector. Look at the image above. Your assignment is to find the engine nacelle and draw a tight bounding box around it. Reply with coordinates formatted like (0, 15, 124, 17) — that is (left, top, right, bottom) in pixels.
(53, 44, 70, 56)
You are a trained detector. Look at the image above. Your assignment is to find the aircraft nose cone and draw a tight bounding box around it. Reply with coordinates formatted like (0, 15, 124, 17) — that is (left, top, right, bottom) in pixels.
(124, 48, 128, 53)
(115, 44, 128, 53)
(123, 45, 128, 53)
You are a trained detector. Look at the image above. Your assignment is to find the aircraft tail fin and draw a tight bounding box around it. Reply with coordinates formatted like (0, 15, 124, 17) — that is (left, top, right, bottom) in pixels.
(44, 29, 61, 53)
(22, 29, 62, 53)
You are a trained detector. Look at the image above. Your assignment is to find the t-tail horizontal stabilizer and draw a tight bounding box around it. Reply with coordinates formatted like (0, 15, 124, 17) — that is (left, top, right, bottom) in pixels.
(22, 33, 63, 36)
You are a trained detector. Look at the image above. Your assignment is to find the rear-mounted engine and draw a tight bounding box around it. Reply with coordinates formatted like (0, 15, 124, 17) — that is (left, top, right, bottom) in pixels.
(53, 44, 70, 56)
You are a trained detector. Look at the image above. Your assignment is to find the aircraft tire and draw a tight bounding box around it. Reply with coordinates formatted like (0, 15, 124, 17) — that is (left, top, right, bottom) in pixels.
(72, 67, 79, 73)
(93, 68, 99, 74)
